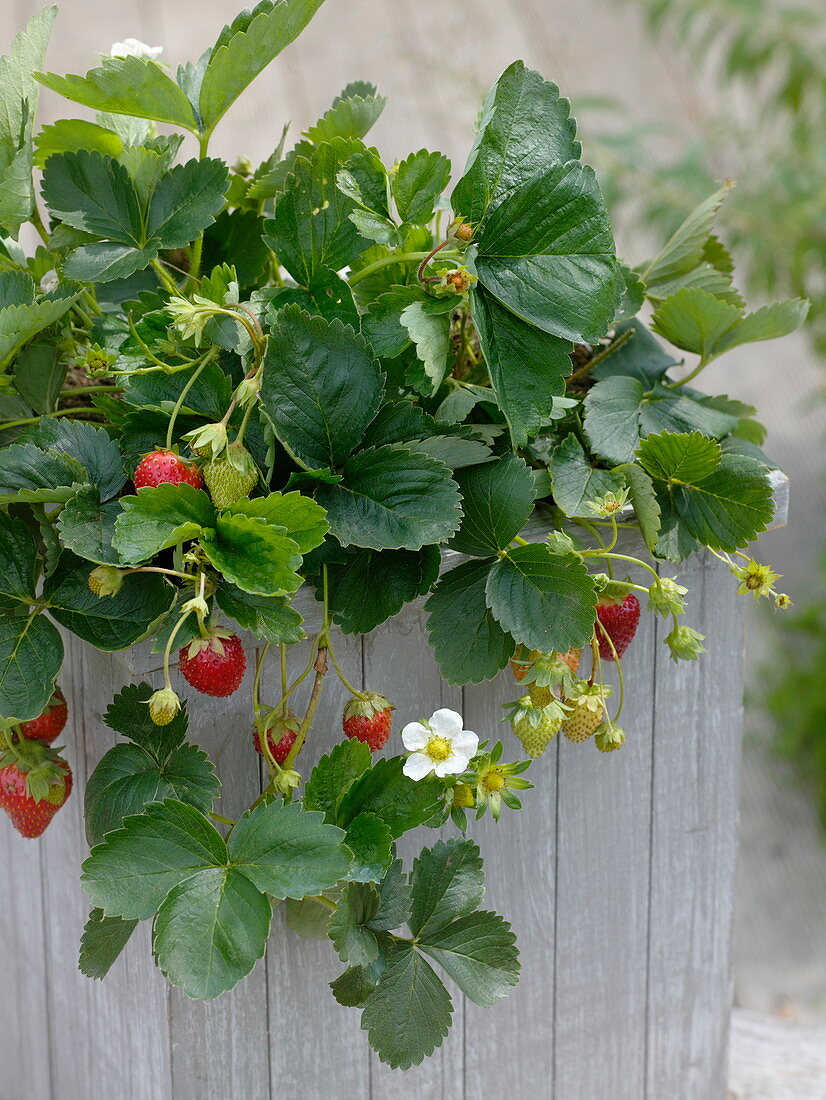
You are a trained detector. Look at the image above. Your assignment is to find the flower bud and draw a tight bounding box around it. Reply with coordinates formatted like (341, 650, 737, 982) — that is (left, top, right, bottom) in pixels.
(148, 688, 181, 727)
(88, 565, 125, 598)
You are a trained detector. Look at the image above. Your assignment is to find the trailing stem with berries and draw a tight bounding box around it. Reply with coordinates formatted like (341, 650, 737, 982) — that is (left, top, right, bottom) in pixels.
(0, 0, 805, 1072)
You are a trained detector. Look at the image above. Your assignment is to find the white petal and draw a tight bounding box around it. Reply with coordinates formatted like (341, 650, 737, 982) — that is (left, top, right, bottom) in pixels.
(428, 708, 464, 736)
(403, 753, 434, 781)
(434, 753, 467, 777)
(450, 731, 479, 756)
(401, 722, 429, 751)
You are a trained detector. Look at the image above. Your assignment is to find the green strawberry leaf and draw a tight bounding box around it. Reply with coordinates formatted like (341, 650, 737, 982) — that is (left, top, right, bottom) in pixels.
(78, 908, 139, 980)
(448, 454, 535, 557)
(714, 298, 809, 354)
(285, 896, 333, 940)
(36, 56, 199, 132)
(417, 909, 519, 1007)
(409, 838, 485, 938)
(322, 545, 440, 634)
(112, 484, 215, 564)
(452, 61, 580, 227)
(304, 739, 373, 821)
(583, 375, 646, 466)
(84, 697, 219, 847)
(471, 286, 572, 446)
(0, 6, 57, 235)
(0, 511, 39, 607)
(638, 431, 774, 551)
(474, 161, 618, 344)
(21, 418, 126, 500)
(214, 583, 305, 644)
(261, 305, 384, 469)
(262, 139, 368, 286)
(43, 550, 174, 649)
(199, 512, 303, 597)
(81, 799, 228, 920)
(0, 291, 80, 368)
(337, 756, 443, 839)
(227, 799, 351, 898)
(330, 963, 382, 1007)
(636, 430, 722, 484)
(361, 943, 453, 1070)
(485, 543, 597, 653)
(0, 442, 86, 504)
(617, 463, 661, 555)
(12, 341, 65, 415)
(103, 682, 188, 751)
(344, 813, 395, 884)
(329, 882, 382, 965)
(0, 611, 63, 722)
(399, 300, 452, 391)
(425, 558, 516, 685)
(34, 118, 125, 168)
(305, 84, 386, 144)
(392, 149, 450, 225)
(57, 486, 122, 565)
(549, 433, 625, 518)
(639, 183, 734, 290)
(650, 287, 741, 358)
(315, 444, 461, 551)
(198, 0, 326, 135)
(153, 867, 271, 1000)
(227, 491, 328, 554)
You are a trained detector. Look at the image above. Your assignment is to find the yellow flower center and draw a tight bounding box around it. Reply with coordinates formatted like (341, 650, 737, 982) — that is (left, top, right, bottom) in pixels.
(425, 735, 452, 762)
(481, 767, 506, 792)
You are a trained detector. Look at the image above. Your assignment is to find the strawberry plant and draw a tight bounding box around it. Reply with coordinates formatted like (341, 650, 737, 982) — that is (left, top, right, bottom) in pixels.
(0, 0, 808, 1071)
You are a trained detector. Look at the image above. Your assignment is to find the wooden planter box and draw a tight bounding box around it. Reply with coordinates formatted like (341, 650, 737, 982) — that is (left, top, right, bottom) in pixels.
(0, 475, 788, 1100)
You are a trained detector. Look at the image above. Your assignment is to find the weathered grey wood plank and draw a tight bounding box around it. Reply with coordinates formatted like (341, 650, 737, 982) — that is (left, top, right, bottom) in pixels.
(264, 630, 371, 1100)
(160, 655, 272, 1100)
(461, 675, 558, 1098)
(44, 636, 172, 1100)
(646, 552, 746, 1098)
(728, 1009, 826, 1100)
(0, 792, 52, 1100)
(552, 544, 655, 1100)
(363, 611, 464, 1100)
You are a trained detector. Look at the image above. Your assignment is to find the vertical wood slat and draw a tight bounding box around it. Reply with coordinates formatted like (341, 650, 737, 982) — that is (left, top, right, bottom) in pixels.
(161, 656, 271, 1100)
(646, 552, 746, 1099)
(264, 630, 371, 1100)
(552, 549, 655, 1100)
(43, 637, 172, 1100)
(363, 612, 464, 1100)
(1, 541, 746, 1099)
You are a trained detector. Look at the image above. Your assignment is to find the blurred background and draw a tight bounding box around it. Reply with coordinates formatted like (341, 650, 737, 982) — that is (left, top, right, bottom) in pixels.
(5, 0, 825, 1023)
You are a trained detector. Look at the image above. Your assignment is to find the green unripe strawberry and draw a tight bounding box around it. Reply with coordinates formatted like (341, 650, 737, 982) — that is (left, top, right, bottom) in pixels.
(561, 681, 612, 743)
(203, 442, 258, 508)
(505, 695, 566, 759)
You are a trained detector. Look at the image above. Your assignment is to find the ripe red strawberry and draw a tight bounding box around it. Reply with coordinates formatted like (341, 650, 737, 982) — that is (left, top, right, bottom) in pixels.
(253, 709, 300, 765)
(342, 692, 394, 752)
(18, 688, 67, 745)
(134, 449, 203, 490)
(179, 629, 246, 697)
(0, 756, 72, 838)
(595, 593, 641, 661)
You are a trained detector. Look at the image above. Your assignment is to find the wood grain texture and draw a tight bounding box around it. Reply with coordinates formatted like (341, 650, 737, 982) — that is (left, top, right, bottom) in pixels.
(646, 552, 747, 1098)
(728, 1009, 826, 1100)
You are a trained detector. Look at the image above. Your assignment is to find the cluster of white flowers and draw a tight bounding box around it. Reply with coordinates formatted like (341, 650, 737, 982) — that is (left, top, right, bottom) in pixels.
(110, 38, 163, 61)
(402, 709, 478, 780)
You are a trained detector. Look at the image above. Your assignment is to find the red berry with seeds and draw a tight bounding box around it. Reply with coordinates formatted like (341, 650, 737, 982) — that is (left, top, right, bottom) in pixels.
(18, 688, 67, 745)
(179, 630, 246, 697)
(342, 692, 395, 752)
(253, 710, 300, 765)
(0, 757, 73, 838)
(595, 593, 641, 660)
(134, 449, 203, 490)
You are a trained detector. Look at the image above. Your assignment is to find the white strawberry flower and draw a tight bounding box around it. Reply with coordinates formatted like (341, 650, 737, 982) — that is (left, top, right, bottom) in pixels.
(402, 709, 479, 780)
(39, 270, 59, 295)
(110, 38, 163, 61)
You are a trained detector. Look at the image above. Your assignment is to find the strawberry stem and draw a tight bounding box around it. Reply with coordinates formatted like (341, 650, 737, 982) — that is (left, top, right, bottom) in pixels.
(282, 646, 328, 775)
(165, 349, 216, 450)
(595, 619, 625, 722)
